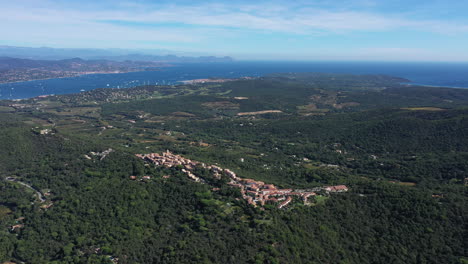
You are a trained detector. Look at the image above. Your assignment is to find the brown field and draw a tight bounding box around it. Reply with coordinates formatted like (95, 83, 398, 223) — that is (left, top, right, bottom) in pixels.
(44, 107, 100, 116)
(170, 111, 196, 117)
(190, 141, 211, 147)
(389, 181, 417, 186)
(23, 118, 54, 126)
(237, 110, 283, 116)
(402, 107, 446, 111)
(137, 140, 158, 143)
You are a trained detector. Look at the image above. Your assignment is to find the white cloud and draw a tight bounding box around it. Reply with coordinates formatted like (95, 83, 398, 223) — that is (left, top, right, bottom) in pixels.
(3, 1, 468, 33)
(1, 0, 468, 54)
(91, 4, 468, 34)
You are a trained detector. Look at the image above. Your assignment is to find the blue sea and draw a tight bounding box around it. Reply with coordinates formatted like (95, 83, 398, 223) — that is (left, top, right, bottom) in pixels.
(1, 61, 467, 100)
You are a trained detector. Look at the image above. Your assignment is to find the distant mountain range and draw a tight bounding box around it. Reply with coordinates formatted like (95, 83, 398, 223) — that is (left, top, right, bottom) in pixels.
(0, 45, 234, 62)
(93, 54, 234, 63)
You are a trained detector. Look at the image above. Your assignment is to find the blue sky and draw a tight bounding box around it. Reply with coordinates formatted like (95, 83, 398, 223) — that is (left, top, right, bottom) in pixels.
(1, 0, 468, 61)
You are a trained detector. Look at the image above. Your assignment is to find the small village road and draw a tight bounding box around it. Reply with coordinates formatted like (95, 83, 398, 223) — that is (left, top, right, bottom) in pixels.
(5, 177, 46, 202)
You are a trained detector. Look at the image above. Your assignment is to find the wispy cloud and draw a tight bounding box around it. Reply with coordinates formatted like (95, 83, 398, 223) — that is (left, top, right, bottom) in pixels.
(1, 0, 468, 60)
(4, 1, 468, 34)
(93, 3, 468, 34)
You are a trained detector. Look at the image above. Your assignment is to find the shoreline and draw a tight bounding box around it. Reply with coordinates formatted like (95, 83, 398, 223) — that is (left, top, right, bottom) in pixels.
(402, 82, 468, 89)
(0, 68, 164, 86)
(1, 67, 467, 101)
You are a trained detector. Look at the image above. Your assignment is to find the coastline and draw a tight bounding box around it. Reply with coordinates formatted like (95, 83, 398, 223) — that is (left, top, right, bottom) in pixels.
(2, 61, 468, 100)
(0, 68, 163, 86)
(402, 82, 468, 89)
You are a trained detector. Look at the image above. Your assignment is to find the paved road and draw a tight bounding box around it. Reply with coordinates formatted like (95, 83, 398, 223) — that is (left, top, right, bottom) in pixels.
(5, 177, 46, 202)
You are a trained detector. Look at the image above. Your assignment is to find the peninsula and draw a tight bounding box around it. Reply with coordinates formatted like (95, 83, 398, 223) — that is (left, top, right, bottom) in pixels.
(0, 57, 168, 84)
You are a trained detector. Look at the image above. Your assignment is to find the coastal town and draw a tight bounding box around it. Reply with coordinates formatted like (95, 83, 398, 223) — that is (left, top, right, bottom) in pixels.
(136, 150, 348, 209)
(0, 57, 166, 84)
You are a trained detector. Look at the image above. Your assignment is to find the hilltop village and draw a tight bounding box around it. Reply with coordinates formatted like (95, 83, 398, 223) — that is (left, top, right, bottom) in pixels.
(136, 151, 348, 208)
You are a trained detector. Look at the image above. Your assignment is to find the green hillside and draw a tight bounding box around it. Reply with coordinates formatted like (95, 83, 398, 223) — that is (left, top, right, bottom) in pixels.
(0, 73, 466, 263)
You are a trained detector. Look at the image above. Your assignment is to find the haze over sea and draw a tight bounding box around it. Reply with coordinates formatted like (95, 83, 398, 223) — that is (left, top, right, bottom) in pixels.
(1, 61, 467, 100)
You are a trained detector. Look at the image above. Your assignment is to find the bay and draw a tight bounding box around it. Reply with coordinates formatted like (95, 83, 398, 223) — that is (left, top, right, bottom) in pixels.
(1, 61, 467, 100)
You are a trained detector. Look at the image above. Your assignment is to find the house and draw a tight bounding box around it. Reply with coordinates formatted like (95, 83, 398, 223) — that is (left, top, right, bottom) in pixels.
(276, 189, 293, 194)
(246, 190, 257, 197)
(11, 224, 24, 231)
(266, 197, 278, 203)
(129, 176, 137, 180)
(247, 184, 260, 191)
(246, 196, 256, 206)
(302, 192, 316, 199)
(278, 197, 293, 209)
(40, 202, 54, 209)
(40, 129, 52, 135)
(325, 185, 348, 192)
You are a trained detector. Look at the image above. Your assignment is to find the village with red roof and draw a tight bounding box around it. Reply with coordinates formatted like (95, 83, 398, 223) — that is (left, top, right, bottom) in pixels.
(136, 150, 348, 209)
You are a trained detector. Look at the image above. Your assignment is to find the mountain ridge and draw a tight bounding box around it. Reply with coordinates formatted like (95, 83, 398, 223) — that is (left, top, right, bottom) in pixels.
(0, 45, 234, 62)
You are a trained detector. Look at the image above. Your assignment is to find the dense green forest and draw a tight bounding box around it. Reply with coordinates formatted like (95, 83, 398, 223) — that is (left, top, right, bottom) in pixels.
(0, 73, 466, 263)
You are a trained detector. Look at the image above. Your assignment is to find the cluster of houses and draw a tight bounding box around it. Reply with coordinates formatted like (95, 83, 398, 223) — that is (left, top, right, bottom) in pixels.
(85, 148, 114, 161)
(136, 151, 205, 182)
(228, 177, 320, 208)
(324, 185, 349, 192)
(136, 150, 348, 209)
(129, 175, 152, 181)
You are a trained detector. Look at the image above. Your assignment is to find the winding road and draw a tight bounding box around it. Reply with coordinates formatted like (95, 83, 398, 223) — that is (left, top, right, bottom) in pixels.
(5, 177, 46, 202)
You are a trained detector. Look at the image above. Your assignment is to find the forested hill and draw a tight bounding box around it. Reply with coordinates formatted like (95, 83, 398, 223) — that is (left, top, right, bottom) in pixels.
(0, 73, 466, 263)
